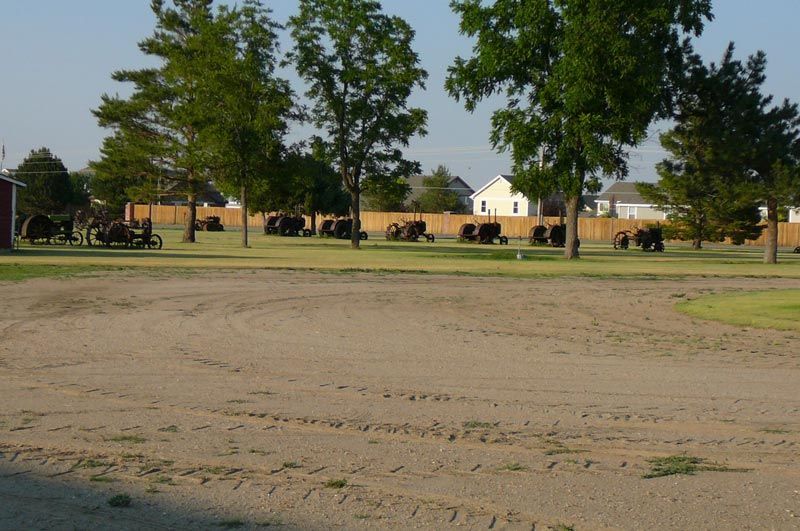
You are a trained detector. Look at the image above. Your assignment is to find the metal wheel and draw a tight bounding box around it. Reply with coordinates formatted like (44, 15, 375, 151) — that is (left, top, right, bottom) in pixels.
(69, 231, 84, 246)
(302, 229, 312, 237)
(147, 234, 163, 250)
(425, 233, 435, 243)
(360, 231, 368, 241)
(613, 231, 630, 250)
(48, 234, 68, 245)
(499, 236, 509, 245)
(794, 246, 800, 254)
(86, 227, 102, 246)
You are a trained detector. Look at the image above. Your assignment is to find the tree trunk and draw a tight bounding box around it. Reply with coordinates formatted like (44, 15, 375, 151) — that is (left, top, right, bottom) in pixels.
(240, 185, 249, 248)
(564, 195, 580, 259)
(310, 211, 317, 235)
(262, 212, 268, 234)
(692, 238, 702, 250)
(183, 193, 197, 243)
(764, 196, 779, 264)
(350, 188, 361, 249)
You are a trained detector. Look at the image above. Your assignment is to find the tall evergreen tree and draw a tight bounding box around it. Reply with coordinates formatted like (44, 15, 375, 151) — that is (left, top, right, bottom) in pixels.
(288, 0, 428, 249)
(416, 165, 464, 213)
(93, 0, 219, 243)
(446, 0, 713, 258)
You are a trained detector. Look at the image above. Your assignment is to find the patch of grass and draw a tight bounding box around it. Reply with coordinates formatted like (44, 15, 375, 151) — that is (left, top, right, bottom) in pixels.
(463, 420, 493, 430)
(367, 439, 380, 444)
(543, 447, 586, 456)
(324, 478, 348, 489)
(0, 264, 108, 282)
(354, 514, 370, 520)
(643, 455, 749, 479)
(677, 289, 800, 332)
(498, 462, 527, 472)
(158, 425, 179, 433)
(151, 475, 174, 485)
(90, 475, 115, 483)
(282, 461, 301, 469)
(107, 494, 132, 508)
(218, 519, 245, 529)
(107, 434, 147, 444)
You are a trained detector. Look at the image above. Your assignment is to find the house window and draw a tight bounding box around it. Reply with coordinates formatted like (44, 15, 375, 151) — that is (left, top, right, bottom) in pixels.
(627, 207, 637, 219)
(480, 200, 486, 213)
(598, 202, 609, 213)
(513, 201, 519, 214)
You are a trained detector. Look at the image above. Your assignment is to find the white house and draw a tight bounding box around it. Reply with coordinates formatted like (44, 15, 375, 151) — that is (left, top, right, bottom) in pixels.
(789, 208, 800, 223)
(469, 174, 536, 216)
(596, 182, 666, 220)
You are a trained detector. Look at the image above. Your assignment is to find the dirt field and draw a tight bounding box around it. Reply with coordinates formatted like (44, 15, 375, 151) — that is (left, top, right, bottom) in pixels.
(2, 271, 799, 530)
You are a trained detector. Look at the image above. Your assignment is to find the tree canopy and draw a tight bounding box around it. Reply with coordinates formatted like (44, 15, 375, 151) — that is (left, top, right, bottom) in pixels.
(288, 0, 428, 248)
(446, 0, 713, 258)
(14, 148, 81, 215)
(416, 165, 464, 213)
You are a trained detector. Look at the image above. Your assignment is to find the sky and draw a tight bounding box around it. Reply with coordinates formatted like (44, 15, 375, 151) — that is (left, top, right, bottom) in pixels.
(2, 0, 800, 192)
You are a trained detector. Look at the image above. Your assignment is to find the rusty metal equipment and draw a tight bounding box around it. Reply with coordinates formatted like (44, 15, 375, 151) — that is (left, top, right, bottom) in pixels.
(195, 215, 224, 231)
(613, 226, 665, 252)
(528, 223, 566, 247)
(794, 245, 800, 254)
(129, 218, 163, 249)
(318, 218, 368, 240)
(263, 215, 311, 237)
(385, 211, 435, 242)
(457, 211, 508, 245)
(19, 214, 84, 245)
(85, 215, 162, 249)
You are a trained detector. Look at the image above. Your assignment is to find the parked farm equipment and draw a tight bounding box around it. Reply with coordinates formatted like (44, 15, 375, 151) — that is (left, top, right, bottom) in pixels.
(385, 211, 434, 242)
(263, 214, 312, 237)
(318, 218, 368, 240)
(86, 215, 162, 249)
(195, 215, 224, 231)
(458, 211, 508, 244)
(613, 226, 665, 252)
(19, 214, 84, 245)
(528, 223, 566, 247)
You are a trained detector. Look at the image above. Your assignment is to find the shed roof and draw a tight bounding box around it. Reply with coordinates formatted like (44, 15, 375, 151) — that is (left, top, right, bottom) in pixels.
(0, 172, 27, 188)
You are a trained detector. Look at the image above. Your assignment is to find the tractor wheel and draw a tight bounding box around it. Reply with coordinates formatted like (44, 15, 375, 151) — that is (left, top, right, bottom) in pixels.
(302, 229, 312, 237)
(425, 233, 435, 243)
(86, 227, 102, 246)
(69, 231, 84, 246)
(360, 231, 368, 241)
(147, 234, 163, 250)
(654, 241, 665, 252)
(613, 231, 630, 250)
(794, 246, 800, 254)
(499, 236, 509, 245)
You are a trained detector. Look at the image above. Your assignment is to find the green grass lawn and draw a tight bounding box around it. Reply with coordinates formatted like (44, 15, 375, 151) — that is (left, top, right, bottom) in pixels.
(2, 227, 799, 281)
(677, 289, 800, 332)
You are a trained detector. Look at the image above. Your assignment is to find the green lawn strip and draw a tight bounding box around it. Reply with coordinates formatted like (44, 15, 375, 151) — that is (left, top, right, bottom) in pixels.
(3, 228, 799, 280)
(677, 289, 800, 332)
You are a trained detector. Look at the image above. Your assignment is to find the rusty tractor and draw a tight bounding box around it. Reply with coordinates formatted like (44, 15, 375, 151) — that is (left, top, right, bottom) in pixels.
(318, 218, 368, 240)
(613, 226, 665, 252)
(528, 223, 567, 247)
(86, 216, 162, 249)
(458, 212, 508, 245)
(19, 214, 84, 245)
(195, 215, 224, 232)
(263, 214, 312, 237)
(385, 211, 435, 242)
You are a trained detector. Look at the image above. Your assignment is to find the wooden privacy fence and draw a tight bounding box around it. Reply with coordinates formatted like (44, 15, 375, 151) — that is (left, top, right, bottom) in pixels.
(130, 204, 800, 247)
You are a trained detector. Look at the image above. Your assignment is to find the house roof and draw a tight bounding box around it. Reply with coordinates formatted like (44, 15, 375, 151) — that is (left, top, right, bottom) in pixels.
(0, 172, 26, 188)
(597, 182, 649, 205)
(406, 174, 474, 203)
(469, 174, 515, 199)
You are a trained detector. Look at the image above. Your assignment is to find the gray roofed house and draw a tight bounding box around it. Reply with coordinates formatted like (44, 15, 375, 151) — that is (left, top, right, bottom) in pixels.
(596, 182, 666, 220)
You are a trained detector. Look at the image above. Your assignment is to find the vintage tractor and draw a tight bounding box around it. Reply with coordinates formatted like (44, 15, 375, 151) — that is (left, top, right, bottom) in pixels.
(129, 218, 163, 249)
(195, 215, 224, 231)
(263, 214, 311, 237)
(385, 211, 435, 242)
(613, 226, 665, 252)
(528, 223, 566, 247)
(19, 214, 84, 245)
(318, 218, 368, 240)
(458, 212, 508, 244)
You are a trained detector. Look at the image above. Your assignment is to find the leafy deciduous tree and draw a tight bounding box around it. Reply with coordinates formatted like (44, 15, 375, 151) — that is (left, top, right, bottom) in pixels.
(416, 165, 464, 213)
(288, 0, 428, 248)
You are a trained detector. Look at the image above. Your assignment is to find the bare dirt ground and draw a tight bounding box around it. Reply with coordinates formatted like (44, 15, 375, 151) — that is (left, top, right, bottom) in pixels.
(1, 270, 799, 530)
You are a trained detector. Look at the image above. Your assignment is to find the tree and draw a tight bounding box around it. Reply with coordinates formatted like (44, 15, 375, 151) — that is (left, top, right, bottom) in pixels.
(201, 1, 295, 248)
(93, 0, 220, 243)
(285, 144, 351, 233)
(637, 45, 769, 249)
(14, 148, 73, 215)
(416, 165, 464, 213)
(361, 177, 410, 212)
(288, 0, 428, 248)
(446, 0, 713, 258)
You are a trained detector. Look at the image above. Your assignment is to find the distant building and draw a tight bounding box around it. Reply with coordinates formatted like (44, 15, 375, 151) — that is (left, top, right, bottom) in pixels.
(789, 208, 800, 223)
(0, 172, 27, 251)
(596, 182, 666, 220)
(469, 174, 568, 217)
(405, 174, 475, 212)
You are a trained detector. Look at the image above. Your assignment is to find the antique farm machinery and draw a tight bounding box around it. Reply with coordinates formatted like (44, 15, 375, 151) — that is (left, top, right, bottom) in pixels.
(385, 210, 435, 242)
(318, 218, 368, 240)
(528, 223, 567, 247)
(613, 225, 665, 252)
(263, 214, 312, 237)
(457, 211, 508, 245)
(86, 214, 162, 249)
(18, 214, 84, 245)
(195, 215, 224, 231)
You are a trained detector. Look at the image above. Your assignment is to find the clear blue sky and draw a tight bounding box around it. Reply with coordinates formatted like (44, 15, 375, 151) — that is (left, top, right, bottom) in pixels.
(2, 0, 799, 191)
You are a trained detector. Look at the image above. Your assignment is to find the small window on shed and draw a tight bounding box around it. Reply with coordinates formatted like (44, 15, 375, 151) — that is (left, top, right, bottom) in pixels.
(480, 200, 486, 213)
(513, 201, 519, 214)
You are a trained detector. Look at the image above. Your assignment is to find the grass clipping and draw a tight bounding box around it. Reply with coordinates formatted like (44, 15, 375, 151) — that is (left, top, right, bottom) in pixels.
(644, 455, 749, 479)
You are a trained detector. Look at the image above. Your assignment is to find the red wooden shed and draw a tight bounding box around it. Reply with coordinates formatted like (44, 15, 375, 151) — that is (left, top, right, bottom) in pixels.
(0, 173, 27, 251)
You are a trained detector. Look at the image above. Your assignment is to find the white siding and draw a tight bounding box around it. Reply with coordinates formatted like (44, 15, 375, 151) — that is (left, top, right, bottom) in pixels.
(789, 208, 800, 223)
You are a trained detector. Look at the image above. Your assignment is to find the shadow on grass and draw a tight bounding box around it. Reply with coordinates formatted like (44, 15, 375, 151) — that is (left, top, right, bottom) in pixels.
(0, 463, 297, 530)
